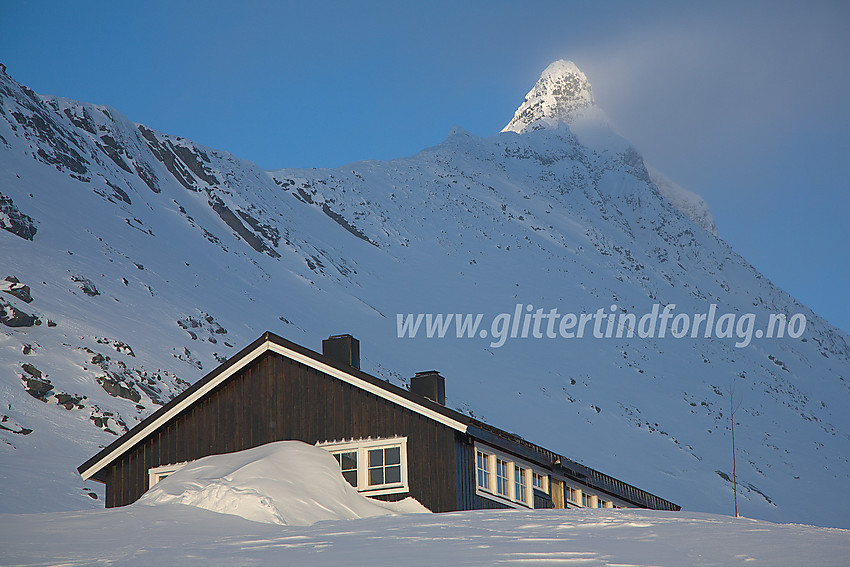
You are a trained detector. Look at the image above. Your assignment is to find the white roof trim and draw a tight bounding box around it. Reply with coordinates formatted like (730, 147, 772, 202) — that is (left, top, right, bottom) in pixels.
(80, 341, 271, 480)
(80, 339, 467, 480)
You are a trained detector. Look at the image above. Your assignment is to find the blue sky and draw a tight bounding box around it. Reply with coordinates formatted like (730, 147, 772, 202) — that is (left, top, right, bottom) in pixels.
(2, 1, 848, 333)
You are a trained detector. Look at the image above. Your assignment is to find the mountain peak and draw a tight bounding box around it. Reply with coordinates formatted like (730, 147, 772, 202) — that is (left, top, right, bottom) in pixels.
(502, 60, 595, 134)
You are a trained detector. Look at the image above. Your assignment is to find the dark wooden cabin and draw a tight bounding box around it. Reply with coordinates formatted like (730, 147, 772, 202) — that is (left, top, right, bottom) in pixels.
(79, 332, 679, 513)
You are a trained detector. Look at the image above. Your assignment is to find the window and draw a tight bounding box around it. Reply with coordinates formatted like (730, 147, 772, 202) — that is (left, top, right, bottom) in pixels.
(477, 451, 491, 489)
(318, 437, 408, 496)
(147, 462, 188, 489)
(368, 446, 401, 486)
(515, 465, 528, 503)
(532, 471, 547, 492)
(581, 492, 600, 508)
(333, 451, 358, 487)
(565, 486, 576, 503)
(474, 442, 546, 509)
(496, 459, 510, 497)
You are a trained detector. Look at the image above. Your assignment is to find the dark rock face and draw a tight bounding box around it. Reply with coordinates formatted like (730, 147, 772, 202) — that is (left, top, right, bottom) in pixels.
(20, 363, 86, 409)
(95, 373, 142, 403)
(70, 275, 99, 297)
(138, 125, 198, 192)
(237, 208, 281, 249)
(3, 276, 34, 303)
(85, 345, 169, 406)
(0, 415, 33, 435)
(177, 312, 227, 342)
(94, 337, 135, 357)
(21, 375, 53, 401)
(0, 192, 37, 240)
(173, 346, 203, 370)
(54, 392, 86, 410)
(89, 407, 127, 435)
(104, 179, 131, 205)
(3, 82, 90, 177)
(134, 161, 160, 193)
(62, 105, 97, 134)
(210, 197, 280, 258)
(135, 381, 165, 406)
(20, 363, 52, 401)
(170, 143, 218, 186)
(284, 179, 376, 247)
(0, 299, 38, 327)
(21, 363, 41, 379)
(320, 201, 377, 246)
(98, 133, 133, 173)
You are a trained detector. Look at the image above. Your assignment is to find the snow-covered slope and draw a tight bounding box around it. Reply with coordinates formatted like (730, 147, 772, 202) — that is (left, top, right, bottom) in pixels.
(3, 436, 846, 566)
(3, 503, 849, 566)
(1, 61, 848, 528)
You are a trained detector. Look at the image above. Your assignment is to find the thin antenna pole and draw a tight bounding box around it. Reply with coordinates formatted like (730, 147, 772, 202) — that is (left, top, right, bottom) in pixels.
(731, 390, 738, 517)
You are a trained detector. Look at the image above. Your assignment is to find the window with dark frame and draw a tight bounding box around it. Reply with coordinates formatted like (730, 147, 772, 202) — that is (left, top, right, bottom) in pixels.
(476, 451, 491, 489)
(496, 458, 509, 497)
(333, 451, 358, 487)
(515, 465, 527, 503)
(532, 471, 545, 491)
(368, 446, 401, 487)
(474, 443, 550, 509)
(321, 438, 408, 496)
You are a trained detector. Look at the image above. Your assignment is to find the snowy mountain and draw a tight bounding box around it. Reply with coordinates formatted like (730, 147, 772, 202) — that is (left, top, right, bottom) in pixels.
(503, 60, 596, 133)
(1, 60, 848, 528)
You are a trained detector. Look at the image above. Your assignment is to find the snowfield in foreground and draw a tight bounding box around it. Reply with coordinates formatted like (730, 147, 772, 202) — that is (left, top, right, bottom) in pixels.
(2, 441, 848, 566)
(2, 505, 848, 566)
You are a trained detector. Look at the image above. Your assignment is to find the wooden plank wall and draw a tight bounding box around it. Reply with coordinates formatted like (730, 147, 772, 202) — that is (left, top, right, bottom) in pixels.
(453, 435, 511, 511)
(106, 352, 459, 512)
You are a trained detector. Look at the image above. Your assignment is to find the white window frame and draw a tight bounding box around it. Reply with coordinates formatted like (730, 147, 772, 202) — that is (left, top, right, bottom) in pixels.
(473, 442, 546, 509)
(317, 437, 409, 497)
(582, 491, 599, 508)
(496, 457, 511, 498)
(564, 484, 578, 505)
(514, 464, 529, 503)
(148, 462, 189, 489)
(559, 480, 626, 508)
(476, 450, 491, 490)
(532, 470, 549, 493)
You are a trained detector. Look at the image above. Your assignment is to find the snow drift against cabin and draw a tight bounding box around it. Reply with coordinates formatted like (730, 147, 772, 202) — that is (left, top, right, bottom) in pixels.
(138, 441, 428, 525)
